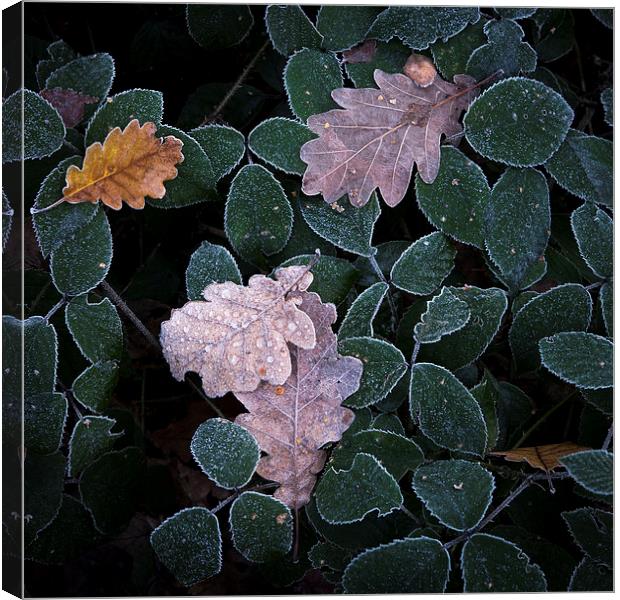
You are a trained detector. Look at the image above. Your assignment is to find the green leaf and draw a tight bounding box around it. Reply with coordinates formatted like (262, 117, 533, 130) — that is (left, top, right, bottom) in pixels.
(189, 124, 245, 183)
(569, 558, 612, 592)
(308, 540, 353, 571)
(265, 5, 323, 56)
(45, 53, 115, 109)
(338, 337, 407, 408)
(412, 459, 494, 531)
(418, 287, 508, 371)
(150, 507, 222, 586)
(185, 241, 241, 301)
(32, 156, 97, 257)
(466, 19, 537, 80)
(149, 124, 216, 208)
(72, 360, 119, 413)
(316, 6, 381, 51)
(65, 294, 123, 362)
(190, 418, 260, 489)
(186, 5, 253, 49)
(339, 282, 388, 339)
(391, 232, 456, 296)
(50, 208, 112, 296)
(79, 447, 145, 534)
(225, 165, 292, 267)
(560, 449, 613, 496)
(410, 363, 487, 456)
(343, 537, 450, 593)
(600, 88, 612, 126)
(464, 77, 574, 167)
(345, 40, 410, 88)
(229, 492, 293, 562)
(570, 202, 612, 279)
(371, 412, 406, 435)
(431, 19, 487, 80)
(315, 453, 403, 524)
(591, 8, 613, 28)
(24, 452, 67, 543)
(331, 429, 423, 480)
(25, 392, 67, 455)
(84, 88, 163, 146)
(414, 287, 471, 344)
(485, 167, 550, 287)
(581, 388, 613, 416)
(415, 147, 490, 248)
(26, 495, 101, 565)
(36, 39, 76, 88)
(3, 89, 65, 162)
(248, 117, 314, 175)
(562, 507, 612, 567)
(486, 248, 547, 292)
(471, 369, 500, 451)
(534, 9, 575, 63)
(462, 533, 547, 591)
(600, 282, 612, 337)
(545, 129, 612, 207)
(368, 7, 480, 50)
(539, 332, 612, 389)
(67, 415, 122, 477)
(284, 49, 343, 122)
(278, 254, 359, 305)
(509, 283, 592, 373)
(299, 192, 380, 257)
(496, 8, 538, 19)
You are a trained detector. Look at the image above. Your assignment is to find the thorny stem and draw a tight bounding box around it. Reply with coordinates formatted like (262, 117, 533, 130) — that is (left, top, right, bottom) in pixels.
(44, 295, 67, 323)
(205, 39, 270, 123)
(602, 422, 613, 451)
(443, 472, 570, 550)
(368, 253, 398, 332)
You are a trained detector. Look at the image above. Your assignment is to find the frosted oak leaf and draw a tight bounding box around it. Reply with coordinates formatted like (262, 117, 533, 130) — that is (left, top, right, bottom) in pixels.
(235, 292, 363, 509)
(160, 266, 317, 397)
(300, 60, 479, 207)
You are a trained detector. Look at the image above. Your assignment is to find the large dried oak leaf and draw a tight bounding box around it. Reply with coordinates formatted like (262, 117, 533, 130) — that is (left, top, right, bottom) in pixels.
(63, 119, 184, 210)
(491, 442, 591, 472)
(160, 266, 317, 398)
(300, 66, 478, 207)
(235, 292, 363, 509)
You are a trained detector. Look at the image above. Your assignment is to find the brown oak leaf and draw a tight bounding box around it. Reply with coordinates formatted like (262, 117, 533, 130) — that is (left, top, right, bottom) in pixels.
(491, 442, 591, 472)
(300, 59, 479, 207)
(235, 292, 363, 509)
(62, 119, 184, 210)
(160, 266, 317, 398)
(342, 39, 377, 64)
(40, 87, 99, 128)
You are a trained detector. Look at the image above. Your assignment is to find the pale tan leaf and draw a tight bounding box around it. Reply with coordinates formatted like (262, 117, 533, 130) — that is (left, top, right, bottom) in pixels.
(300, 56, 480, 207)
(235, 292, 363, 508)
(490, 442, 591, 472)
(62, 119, 184, 210)
(160, 266, 317, 398)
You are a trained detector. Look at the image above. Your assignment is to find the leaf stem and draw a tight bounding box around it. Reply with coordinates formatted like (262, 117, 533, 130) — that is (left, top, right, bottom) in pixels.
(44, 295, 67, 323)
(602, 422, 613, 451)
(205, 39, 270, 123)
(411, 340, 421, 366)
(30, 196, 67, 215)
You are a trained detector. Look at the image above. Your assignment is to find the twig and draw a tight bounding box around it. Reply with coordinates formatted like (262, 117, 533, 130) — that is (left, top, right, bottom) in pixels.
(411, 341, 421, 366)
(602, 422, 613, 451)
(44, 295, 67, 323)
(586, 281, 604, 291)
(368, 253, 398, 331)
(205, 39, 270, 123)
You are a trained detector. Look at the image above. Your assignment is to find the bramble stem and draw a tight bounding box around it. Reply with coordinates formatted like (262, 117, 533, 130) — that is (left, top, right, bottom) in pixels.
(603, 422, 613, 451)
(44, 295, 67, 322)
(205, 39, 270, 123)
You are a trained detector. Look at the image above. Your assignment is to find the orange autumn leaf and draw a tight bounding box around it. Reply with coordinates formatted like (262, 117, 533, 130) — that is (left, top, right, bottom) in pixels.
(490, 442, 591, 472)
(62, 119, 184, 210)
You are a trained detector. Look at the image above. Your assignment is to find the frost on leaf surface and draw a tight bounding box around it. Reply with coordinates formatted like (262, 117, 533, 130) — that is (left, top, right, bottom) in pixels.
(150, 507, 222, 587)
(160, 265, 317, 398)
(300, 60, 480, 207)
(234, 292, 363, 508)
(343, 537, 450, 593)
(62, 119, 184, 210)
(185, 240, 241, 301)
(315, 453, 402, 524)
(67, 416, 122, 477)
(560, 450, 613, 496)
(339, 281, 388, 339)
(562, 507, 612, 567)
(414, 287, 471, 344)
(461, 533, 547, 592)
(570, 202, 612, 279)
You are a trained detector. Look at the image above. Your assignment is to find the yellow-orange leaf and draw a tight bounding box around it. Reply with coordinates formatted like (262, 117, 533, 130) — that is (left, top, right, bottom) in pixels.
(490, 442, 591, 472)
(62, 119, 184, 210)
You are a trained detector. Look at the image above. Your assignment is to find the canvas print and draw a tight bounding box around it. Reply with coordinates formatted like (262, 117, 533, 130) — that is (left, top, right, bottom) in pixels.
(2, 2, 613, 596)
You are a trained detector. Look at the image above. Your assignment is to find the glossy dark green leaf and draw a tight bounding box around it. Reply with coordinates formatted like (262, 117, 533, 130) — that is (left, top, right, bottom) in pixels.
(339, 282, 388, 339)
(185, 241, 241, 301)
(190, 418, 260, 489)
(464, 77, 573, 167)
(412, 459, 494, 531)
(431, 19, 487, 80)
(230, 492, 293, 562)
(562, 507, 612, 567)
(72, 360, 119, 413)
(560, 449, 613, 496)
(316, 6, 381, 51)
(409, 363, 487, 456)
(338, 337, 407, 408)
(36, 39, 77, 88)
(186, 5, 253, 49)
(414, 287, 471, 344)
(265, 5, 323, 56)
(315, 453, 402, 524)
(534, 9, 575, 63)
(539, 332, 612, 389)
(570, 202, 612, 279)
(471, 369, 500, 451)
(189, 124, 245, 182)
(67, 416, 122, 477)
(25, 392, 67, 455)
(150, 507, 222, 586)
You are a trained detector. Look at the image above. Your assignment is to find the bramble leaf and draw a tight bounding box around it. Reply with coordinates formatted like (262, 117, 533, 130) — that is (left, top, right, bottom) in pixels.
(560, 449, 613, 496)
(414, 287, 471, 344)
(186, 4, 253, 49)
(185, 241, 241, 301)
(570, 202, 612, 279)
(265, 5, 323, 56)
